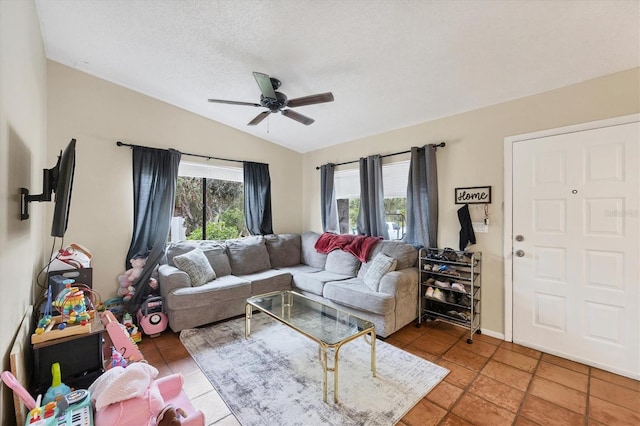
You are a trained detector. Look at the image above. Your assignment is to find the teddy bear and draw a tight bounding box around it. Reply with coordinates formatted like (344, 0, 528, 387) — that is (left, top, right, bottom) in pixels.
(117, 256, 147, 302)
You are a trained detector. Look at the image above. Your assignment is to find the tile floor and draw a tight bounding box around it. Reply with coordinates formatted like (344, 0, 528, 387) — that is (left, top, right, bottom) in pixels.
(140, 320, 640, 425)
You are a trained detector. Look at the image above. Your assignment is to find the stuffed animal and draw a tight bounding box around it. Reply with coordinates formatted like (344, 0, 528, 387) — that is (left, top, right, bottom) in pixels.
(117, 256, 147, 302)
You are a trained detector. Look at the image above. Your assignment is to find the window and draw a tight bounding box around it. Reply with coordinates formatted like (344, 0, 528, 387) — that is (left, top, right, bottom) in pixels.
(334, 160, 409, 239)
(172, 162, 245, 241)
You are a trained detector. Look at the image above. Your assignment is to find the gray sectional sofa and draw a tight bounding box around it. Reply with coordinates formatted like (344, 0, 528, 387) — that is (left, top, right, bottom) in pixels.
(158, 232, 419, 337)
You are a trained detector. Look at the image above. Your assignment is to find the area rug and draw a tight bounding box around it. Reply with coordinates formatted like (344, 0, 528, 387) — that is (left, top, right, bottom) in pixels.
(180, 313, 449, 426)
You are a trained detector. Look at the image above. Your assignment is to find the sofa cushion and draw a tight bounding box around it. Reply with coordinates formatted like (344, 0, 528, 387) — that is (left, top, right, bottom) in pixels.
(359, 241, 418, 278)
(324, 250, 360, 277)
(264, 234, 301, 267)
(165, 241, 232, 277)
(275, 264, 322, 276)
(237, 269, 292, 295)
(301, 232, 327, 269)
(364, 253, 397, 292)
(172, 247, 216, 287)
(167, 275, 251, 310)
(292, 270, 353, 296)
(226, 236, 271, 275)
(323, 279, 395, 316)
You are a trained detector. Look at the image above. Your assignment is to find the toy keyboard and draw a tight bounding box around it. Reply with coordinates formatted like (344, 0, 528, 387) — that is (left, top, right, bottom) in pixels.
(26, 390, 93, 426)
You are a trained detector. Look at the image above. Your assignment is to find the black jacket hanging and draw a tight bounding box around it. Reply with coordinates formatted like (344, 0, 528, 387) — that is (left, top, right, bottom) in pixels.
(457, 204, 476, 251)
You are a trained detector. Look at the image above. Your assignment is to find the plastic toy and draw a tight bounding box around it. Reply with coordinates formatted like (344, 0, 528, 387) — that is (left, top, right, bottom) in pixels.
(42, 363, 71, 404)
(111, 347, 128, 368)
(0, 370, 36, 410)
(100, 310, 144, 364)
(137, 296, 168, 337)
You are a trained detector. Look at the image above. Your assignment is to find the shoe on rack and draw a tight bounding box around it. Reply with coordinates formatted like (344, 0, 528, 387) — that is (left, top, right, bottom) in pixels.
(434, 280, 450, 289)
(425, 287, 434, 298)
(446, 292, 457, 304)
(426, 278, 436, 285)
(459, 295, 472, 307)
(433, 288, 446, 302)
(451, 283, 467, 293)
(456, 311, 470, 321)
(423, 264, 433, 271)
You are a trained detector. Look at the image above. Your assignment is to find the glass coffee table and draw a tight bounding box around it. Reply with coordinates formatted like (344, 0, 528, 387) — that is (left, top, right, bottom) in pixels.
(245, 290, 376, 403)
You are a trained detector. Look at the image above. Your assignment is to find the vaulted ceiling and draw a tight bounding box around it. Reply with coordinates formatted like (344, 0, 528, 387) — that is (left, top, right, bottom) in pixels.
(35, 0, 639, 153)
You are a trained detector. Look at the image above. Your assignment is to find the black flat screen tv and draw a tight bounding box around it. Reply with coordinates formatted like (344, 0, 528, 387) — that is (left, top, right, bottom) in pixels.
(51, 138, 76, 237)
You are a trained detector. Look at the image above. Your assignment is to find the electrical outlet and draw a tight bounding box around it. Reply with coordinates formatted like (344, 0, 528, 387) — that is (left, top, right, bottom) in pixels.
(472, 222, 488, 233)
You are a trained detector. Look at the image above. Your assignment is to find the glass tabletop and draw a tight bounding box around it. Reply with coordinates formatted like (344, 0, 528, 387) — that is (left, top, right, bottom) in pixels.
(247, 291, 374, 345)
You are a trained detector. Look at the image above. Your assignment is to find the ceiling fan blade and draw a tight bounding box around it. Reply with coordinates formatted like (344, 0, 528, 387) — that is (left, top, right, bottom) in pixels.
(253, 72, 277, 100)
(247, 111, 271, 126)
(286, 92, 334, 108)
(208, 98, 261, 107)
(281, 109, 315, 126)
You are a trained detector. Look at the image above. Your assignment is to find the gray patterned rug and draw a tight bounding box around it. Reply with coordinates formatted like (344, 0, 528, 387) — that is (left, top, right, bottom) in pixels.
(180, 313, 449, 426)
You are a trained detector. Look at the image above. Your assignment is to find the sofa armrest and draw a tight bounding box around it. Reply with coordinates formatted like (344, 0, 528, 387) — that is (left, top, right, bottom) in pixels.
(158, 264, 191, 298)
(378, 267, 419, 296)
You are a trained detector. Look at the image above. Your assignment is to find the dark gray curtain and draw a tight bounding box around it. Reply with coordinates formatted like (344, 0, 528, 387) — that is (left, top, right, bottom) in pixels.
(356, 155, 389, 239)
(243, 161, 273, 235)
(403, 144, 438, 248)
(126, 146, 181, 310)
(320, 163, 339, 233)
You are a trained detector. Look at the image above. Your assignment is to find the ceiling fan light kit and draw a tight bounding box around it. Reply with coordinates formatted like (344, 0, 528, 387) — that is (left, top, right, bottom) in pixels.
(208, 72, 334, 126)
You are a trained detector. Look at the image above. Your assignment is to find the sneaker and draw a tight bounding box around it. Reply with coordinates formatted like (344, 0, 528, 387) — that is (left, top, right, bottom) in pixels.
(426, 278, 436, 285)
(432, 288, 446, 302)
(459, 295, 472, 307)
(425, 287, 434, 298)
(445, 292, 457, 304)
(423, 264, 432, 271)
(451, 283, 467, 293)
(434, 280, 451, 289)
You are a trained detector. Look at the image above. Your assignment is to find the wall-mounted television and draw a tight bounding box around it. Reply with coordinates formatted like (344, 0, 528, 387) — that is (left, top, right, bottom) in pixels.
(20, 138, 76, 238)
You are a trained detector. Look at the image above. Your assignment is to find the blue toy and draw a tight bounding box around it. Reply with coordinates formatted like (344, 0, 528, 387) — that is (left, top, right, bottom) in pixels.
(42, 363, 71, 404)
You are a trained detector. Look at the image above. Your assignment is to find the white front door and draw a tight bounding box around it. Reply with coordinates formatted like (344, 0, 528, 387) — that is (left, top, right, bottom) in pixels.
(512, 121, 639, 379)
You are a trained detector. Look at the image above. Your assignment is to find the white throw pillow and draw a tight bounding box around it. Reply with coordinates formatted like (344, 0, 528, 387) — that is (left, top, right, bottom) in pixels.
(173, 247, 216, 286)
(364, 253, 397, 292)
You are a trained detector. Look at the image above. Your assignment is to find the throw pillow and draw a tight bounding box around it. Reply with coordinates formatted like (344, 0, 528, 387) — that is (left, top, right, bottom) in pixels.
(173, 247, 216, 287)
(364, 253, 397, 292)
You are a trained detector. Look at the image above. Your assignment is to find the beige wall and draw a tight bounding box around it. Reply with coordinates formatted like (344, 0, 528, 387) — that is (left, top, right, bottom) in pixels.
(46, 61, 303, 301)
(0, 1, 47, 424)
(302, 67, 640, 336)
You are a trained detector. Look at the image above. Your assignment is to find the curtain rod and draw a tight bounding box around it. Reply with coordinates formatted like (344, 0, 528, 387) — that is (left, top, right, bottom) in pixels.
(314, 142, 445, 170)
(116, 141, 245, 165)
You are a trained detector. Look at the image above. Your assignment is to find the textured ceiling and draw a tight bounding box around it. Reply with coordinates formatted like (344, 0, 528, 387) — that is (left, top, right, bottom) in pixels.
(35, 0, 639, 153)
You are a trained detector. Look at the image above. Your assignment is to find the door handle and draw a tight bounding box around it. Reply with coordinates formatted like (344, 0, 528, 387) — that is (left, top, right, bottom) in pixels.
(515, 250, 525, 257)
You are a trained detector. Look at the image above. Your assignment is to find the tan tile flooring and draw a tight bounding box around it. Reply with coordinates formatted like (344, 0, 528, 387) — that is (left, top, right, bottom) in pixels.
(140, 320, 640, 425)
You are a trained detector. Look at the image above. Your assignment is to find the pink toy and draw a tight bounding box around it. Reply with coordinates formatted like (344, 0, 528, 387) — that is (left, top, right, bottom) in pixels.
(117, 256, 146, 302)
(0, 370, 36, 410)
(111, 347, 128, 368)
(89, 365, 204, 426)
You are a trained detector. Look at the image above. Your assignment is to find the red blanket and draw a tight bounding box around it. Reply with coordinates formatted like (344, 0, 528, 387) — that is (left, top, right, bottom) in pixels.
(314, 233, 382, 262)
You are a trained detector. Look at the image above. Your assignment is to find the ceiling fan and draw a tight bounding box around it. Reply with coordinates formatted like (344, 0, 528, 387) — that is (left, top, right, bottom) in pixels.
(208, 72, 334, 126)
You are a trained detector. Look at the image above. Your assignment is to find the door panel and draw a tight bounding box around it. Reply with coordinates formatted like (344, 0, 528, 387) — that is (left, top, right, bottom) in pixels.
(512, 122, 639, 379)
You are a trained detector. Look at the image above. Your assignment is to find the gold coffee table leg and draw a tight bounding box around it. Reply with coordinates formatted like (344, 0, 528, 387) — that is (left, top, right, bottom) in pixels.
(245, 304, 252, 338)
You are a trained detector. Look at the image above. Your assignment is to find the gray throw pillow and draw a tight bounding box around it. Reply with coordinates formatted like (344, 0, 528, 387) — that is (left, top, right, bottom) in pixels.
(173, 247, 216, 287)
(364, 253, 397, 292)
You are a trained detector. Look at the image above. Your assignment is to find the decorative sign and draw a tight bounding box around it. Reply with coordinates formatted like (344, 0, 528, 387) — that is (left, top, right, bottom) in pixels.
(455, 186, 492, 204)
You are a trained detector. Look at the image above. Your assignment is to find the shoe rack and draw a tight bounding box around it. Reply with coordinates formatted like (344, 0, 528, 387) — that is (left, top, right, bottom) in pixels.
(417, 248, 481, 343)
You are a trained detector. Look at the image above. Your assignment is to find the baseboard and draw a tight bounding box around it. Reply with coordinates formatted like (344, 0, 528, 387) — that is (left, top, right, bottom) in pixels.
(480, 327, 505, 341)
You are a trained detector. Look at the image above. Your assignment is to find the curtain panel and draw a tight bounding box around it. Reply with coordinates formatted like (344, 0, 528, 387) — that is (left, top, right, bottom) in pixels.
(126, 146, 181, 310)
(320, 163, 339, 233)
(243, 161, 273, 235)
(404, 144, 438, 248)
(356, 155, 389, 239)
